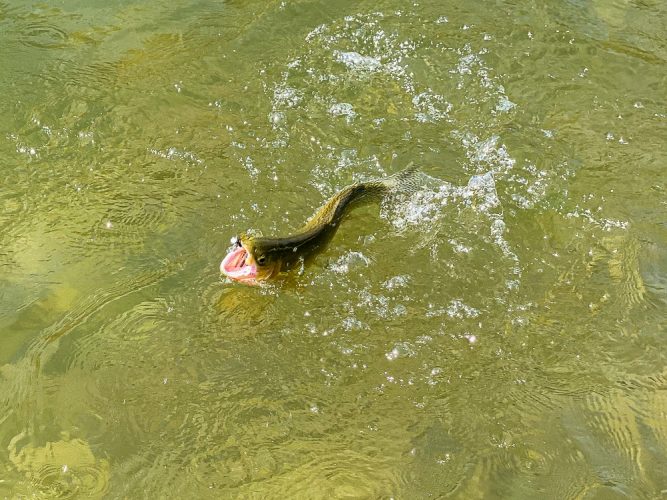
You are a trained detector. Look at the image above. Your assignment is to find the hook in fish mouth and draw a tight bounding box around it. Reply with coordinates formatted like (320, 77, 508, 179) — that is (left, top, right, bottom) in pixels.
(220, 241, 258, 284)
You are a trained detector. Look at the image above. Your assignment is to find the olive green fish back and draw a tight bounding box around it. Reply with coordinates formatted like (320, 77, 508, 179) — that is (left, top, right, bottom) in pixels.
(301, 163, 421, 232)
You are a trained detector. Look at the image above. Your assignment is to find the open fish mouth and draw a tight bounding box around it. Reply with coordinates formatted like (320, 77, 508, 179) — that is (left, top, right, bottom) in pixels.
(220, 244, 258, 283)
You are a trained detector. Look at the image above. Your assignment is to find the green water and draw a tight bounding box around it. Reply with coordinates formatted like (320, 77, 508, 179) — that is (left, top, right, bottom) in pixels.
(1, 0, 666, 497)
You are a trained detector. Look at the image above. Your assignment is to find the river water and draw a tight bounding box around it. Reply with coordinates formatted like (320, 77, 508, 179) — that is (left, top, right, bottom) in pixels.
(1, 0, 666, 497)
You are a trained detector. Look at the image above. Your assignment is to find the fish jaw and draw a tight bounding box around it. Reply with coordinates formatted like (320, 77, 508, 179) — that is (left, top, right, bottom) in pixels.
(220, 246, 258, 284)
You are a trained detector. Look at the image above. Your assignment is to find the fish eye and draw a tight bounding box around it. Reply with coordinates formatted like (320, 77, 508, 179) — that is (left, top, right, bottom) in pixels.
(257, 255, 267, 265)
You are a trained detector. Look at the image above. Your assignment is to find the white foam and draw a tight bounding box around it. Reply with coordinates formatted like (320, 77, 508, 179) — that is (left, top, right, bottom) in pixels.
(333, 50, 382, 72)
(329, 102, 357, 122)
(330, 251, 371, 274)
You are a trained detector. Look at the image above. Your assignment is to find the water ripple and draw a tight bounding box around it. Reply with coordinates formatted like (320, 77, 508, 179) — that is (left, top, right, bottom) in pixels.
(19, 22, 68, 49)
(8, 432, 109, 498)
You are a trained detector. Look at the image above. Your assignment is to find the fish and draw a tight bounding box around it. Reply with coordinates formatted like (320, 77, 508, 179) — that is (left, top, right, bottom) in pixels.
(220, 164, 420, 284)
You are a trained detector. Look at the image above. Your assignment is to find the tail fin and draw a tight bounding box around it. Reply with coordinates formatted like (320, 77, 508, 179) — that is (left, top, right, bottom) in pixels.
(352, 163, 422, 203)
(382, 162, 422, 194)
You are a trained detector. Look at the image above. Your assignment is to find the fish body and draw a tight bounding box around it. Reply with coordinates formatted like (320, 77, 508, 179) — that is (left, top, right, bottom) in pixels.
(221, 165, 419, 284)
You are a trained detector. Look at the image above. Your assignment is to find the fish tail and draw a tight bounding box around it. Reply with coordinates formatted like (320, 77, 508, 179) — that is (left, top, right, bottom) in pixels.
(381, 162, 422, 194)
(346, 163, 422, 205)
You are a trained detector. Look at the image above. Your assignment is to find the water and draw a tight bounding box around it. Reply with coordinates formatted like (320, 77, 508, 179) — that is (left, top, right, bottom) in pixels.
(1, 0, 666, 497)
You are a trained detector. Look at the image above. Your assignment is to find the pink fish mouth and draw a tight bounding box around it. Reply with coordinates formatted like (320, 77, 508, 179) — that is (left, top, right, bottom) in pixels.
(220, 245, 258, 283)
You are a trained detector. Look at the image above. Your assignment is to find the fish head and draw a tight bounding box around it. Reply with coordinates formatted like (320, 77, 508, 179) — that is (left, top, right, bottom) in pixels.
(220, 234, 281, 284)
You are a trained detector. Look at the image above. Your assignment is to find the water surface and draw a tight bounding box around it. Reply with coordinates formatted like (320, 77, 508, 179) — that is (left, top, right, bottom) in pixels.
(1, 0, 667, 497)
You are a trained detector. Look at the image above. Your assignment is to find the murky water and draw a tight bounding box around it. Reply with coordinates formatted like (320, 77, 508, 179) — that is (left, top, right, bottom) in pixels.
(1, 0, 666, 497)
